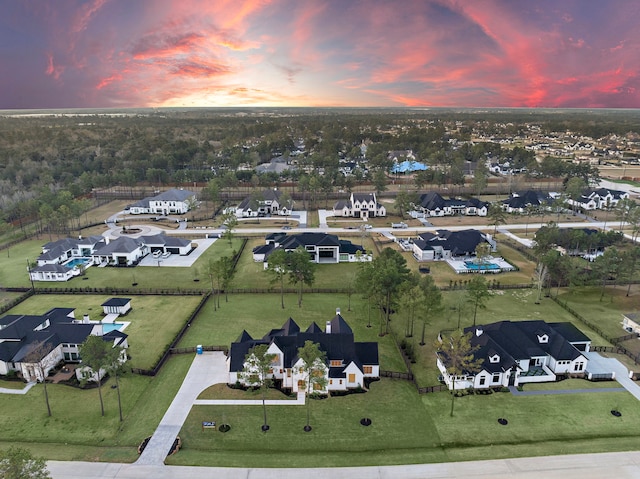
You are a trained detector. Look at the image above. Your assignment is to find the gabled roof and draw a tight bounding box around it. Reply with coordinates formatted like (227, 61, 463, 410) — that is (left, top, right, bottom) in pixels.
(503, 190, 552, 209)
(462, 320, 590, 374)
(93, 237, 144, 255)
(279, 233, 341, 249)
(352, 193, 376, 203)
(152, 189, 195, 202)
(229, 314, 378, 374)
(140, 234, 191, 248)
(414, 229, 488, 256)
(32, 264, 71, 273)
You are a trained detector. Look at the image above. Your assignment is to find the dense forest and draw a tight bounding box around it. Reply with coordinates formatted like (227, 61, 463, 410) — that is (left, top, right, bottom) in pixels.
(0, 107, 638, 233)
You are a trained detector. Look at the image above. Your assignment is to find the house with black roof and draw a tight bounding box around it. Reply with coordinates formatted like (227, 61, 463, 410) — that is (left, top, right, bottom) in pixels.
(101, 298, 132, 315)
(129, 188, 196, 215)
(0, 303, 128, 382)
(412, 229, 496, 261)
(410, 192, 488, 218)
(228, 311, 379, 393)
(234, 189, 293, 218)
(568, 187, 629, 211)
(502, 190, 554, 213)
(436, 320, 592, 391)
(252, 233, 371, 265)
(333, 192, 386, 219)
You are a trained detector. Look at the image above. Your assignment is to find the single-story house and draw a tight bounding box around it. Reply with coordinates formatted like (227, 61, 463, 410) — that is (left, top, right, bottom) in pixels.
(253, 233, 371, 267)
(437, 321, 592, 391)
(91, 237, 149, 267)
(129, 188, 196, 215)
(140, 234, 193, 255)
(0, 306, 128, 382)
(31, 234, 194, 281)
(410, 193, 488, 218)
(412, 229, 496, 262)
(333, 193, 386, 219)
(502, 190, 553, 213)
(101, 298, 132, 316)
(228, 311, 379, 393)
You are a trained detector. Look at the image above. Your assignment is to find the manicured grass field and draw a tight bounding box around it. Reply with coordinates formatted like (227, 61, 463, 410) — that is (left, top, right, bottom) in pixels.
(169, 377, 640, 468)
(6, 294, 203, 370)
(177, 293, 407, 373)
(0, 353, 193, 463)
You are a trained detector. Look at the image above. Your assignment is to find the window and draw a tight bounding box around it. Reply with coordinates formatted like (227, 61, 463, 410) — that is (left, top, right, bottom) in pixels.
(330, 360, 342, 367)
(348, 373, 356, 383)
(492, 373, 500, 383)
(574, 362, 585, 372)
(489, 354, 500, 363)
(479, 377, 486, 386)
(287, 369, 291, 377)
(363, 366, 373, 374)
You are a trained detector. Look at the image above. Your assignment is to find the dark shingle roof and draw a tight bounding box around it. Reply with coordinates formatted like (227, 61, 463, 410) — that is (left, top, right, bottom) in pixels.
(101, 298, 131, 307)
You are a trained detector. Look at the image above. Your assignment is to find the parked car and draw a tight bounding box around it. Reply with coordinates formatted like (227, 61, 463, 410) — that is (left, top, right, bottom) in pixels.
(152, 250, 162, 258)
(161, 251, 171, 258)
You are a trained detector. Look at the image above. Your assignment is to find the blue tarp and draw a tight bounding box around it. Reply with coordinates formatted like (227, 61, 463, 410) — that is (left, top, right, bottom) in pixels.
(390, 160, 428, 173)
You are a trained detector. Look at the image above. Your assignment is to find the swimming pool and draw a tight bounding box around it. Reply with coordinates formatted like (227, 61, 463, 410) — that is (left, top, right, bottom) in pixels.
(102, 323, 124, 333)
(464, 261, 500, 271)
(64, 257, 90, 268)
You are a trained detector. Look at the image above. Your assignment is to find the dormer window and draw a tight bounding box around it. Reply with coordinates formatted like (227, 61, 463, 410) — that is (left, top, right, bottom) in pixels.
(489, 354, 500, 363)
(537, 334, 549, 344)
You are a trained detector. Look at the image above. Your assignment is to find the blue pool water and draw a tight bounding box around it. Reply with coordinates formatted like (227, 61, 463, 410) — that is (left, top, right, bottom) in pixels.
(464, 261, 500, 271)
(65, 258, 90, 268)
(102, 323, 124, 333)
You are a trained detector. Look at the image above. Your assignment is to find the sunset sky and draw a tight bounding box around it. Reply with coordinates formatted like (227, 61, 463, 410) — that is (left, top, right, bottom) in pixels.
(1, 0, 639, 109)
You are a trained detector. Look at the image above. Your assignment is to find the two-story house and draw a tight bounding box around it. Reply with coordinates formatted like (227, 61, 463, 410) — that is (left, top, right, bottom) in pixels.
(228, 312, 379, 394)
(333, 193, 386, 219)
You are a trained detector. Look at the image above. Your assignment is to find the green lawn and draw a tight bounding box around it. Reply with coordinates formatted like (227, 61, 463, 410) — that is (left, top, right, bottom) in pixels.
(0, 235, 243, 290)
(177, 293, 407, 373)
(0, 353, 193, 463)
(232, 237, 373, 291)
(6, 294, 203, 370)
(169, 378, 640, 468)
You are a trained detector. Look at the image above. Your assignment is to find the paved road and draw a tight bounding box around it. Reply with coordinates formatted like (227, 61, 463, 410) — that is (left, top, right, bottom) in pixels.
(47, 450, 640, 479)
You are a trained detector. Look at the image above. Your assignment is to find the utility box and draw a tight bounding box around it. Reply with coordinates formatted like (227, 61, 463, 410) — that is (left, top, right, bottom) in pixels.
(196, 345, 203, 355)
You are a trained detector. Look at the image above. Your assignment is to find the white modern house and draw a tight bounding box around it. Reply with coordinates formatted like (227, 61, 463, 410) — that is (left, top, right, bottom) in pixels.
(129, 189, 196, 215)
(0, 305, 128, 382)
(228, 312, 379, 394)
(333, 193, 386, 219)
(234, 189, 293, 218)
(437, 321, 593, 391)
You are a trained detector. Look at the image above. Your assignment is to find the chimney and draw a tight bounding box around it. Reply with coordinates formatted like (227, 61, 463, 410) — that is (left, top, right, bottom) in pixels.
(475, 327, 483, 337)
(336, 307, 341, 316)
(326, 321, 331, 334)
(83, 314, 90, 323)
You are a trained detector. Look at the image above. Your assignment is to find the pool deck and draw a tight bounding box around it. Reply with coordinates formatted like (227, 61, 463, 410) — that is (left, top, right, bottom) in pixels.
(447, 256, 516, 274)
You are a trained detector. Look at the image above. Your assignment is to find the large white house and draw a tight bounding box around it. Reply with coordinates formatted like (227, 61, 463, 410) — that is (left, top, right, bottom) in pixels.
(567, 187, 629, 211)
(30, 234, 195, 281)
(128, 188, 196, 215)
(252, 232, 371, 267)
(410, 192, 488, 218)
(333, 193, 386, 219)
(412, 229, 496, 262)
(437, 321, 593, 391)
(228, 312, 379, 394)
(0, 305, 128, 382)
(234, 189, 293, 218)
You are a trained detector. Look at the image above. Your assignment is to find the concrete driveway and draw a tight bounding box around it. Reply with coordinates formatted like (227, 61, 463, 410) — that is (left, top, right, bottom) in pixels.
(135, 351, 229, 466)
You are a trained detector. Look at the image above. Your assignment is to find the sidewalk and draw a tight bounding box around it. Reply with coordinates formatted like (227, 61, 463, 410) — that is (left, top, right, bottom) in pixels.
(0, 381, 36, 395)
